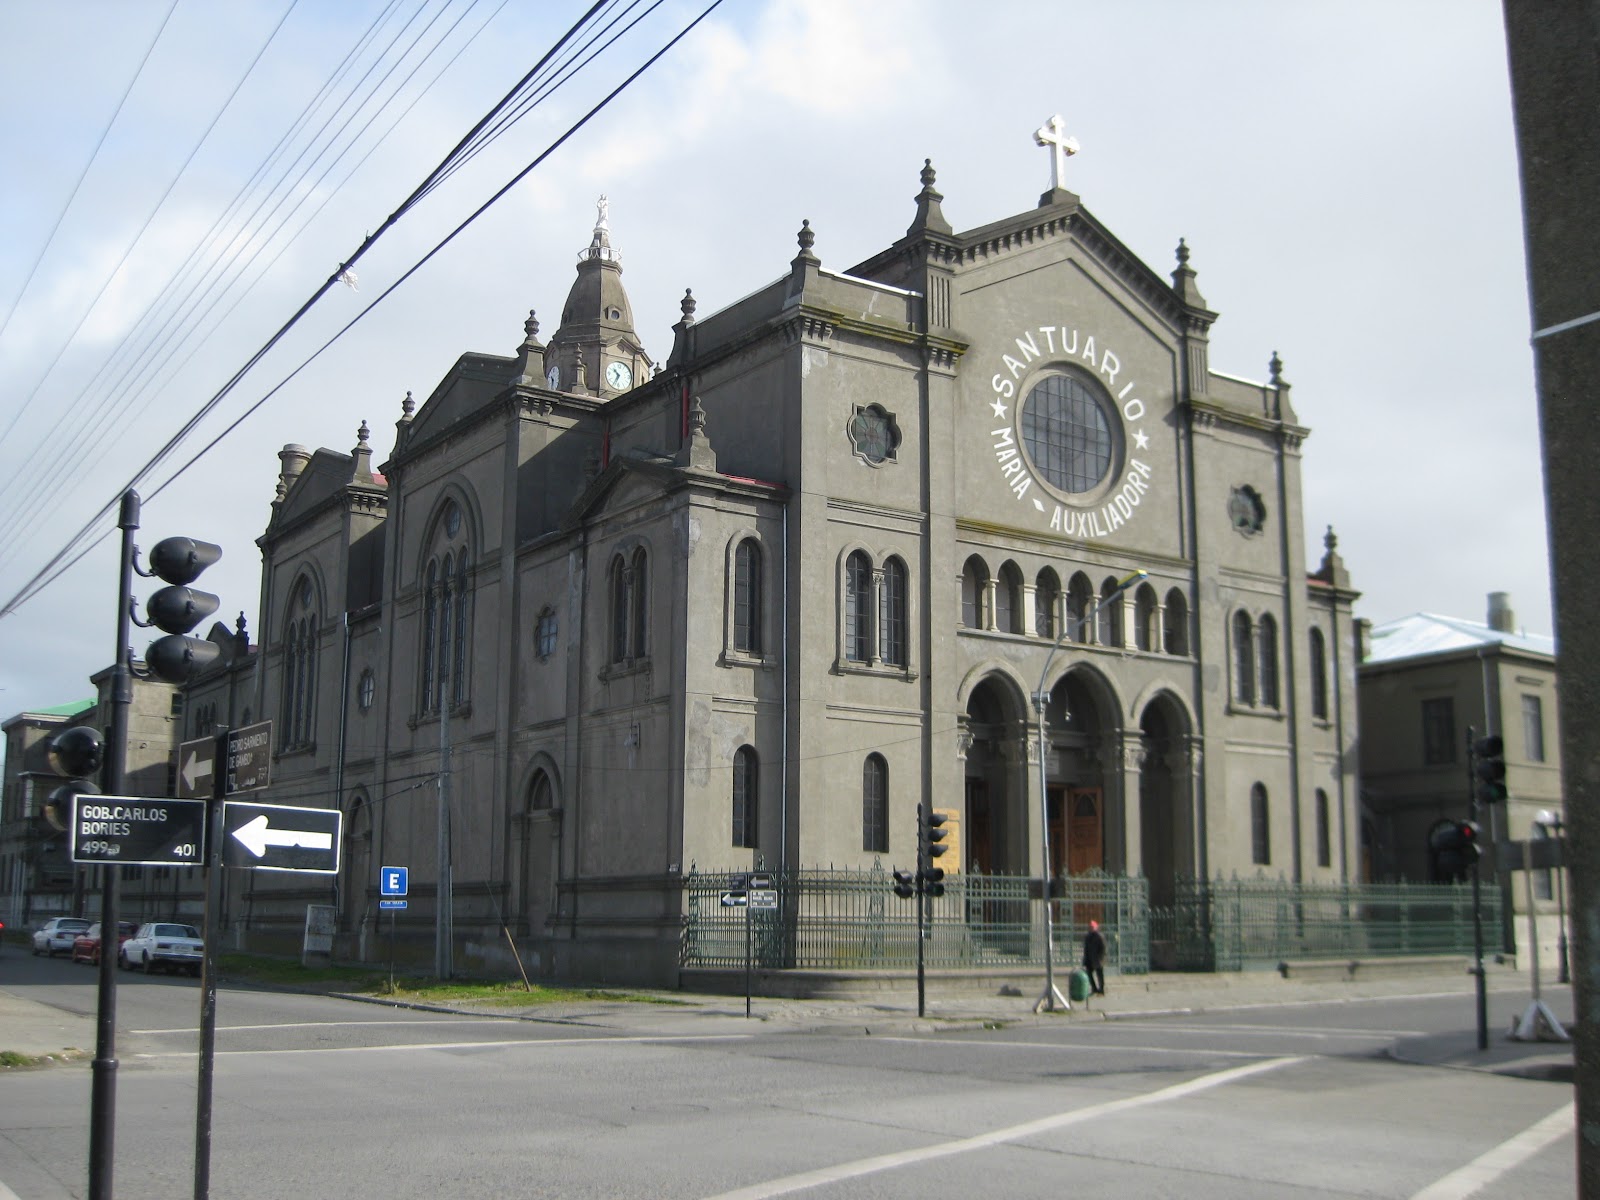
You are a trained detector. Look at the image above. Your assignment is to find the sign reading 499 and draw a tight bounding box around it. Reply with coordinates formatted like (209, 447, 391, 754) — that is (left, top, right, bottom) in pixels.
(70, 794, 208, 867)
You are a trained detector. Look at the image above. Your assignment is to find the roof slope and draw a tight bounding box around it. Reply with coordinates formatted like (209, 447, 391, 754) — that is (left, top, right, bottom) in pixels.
(1365, 612, 1555, 664)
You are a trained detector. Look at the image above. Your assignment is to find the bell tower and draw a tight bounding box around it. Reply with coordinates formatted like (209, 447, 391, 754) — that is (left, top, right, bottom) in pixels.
(544, 195, 652, 397)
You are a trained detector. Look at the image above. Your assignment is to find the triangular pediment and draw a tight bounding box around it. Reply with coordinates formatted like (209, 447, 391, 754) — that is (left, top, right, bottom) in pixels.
(559, 452, 679, 532)
(399, 352, 517, 456)
(276, 449, 354, 527)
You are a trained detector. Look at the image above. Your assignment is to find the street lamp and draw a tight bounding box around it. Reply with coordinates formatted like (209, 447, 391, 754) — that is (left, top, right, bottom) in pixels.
(1536, 809, 1569, 984)
(1033, 567, 1148, 1013)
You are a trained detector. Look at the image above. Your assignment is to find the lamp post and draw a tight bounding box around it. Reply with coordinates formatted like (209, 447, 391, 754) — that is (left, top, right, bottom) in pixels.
(1537, 809, 1570, 985)
(1033, 568, 1147, 1014)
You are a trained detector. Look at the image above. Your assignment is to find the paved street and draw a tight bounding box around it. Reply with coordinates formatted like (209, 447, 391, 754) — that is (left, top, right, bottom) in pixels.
(0, 953, 1577, 1199)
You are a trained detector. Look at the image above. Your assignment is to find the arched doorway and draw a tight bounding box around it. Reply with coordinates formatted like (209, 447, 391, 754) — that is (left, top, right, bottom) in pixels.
(1044, 669, 1115, 878)
(521, 766, 562, 959)
(1137, 693, 1191, 910)
(963, 675, 1029, 875)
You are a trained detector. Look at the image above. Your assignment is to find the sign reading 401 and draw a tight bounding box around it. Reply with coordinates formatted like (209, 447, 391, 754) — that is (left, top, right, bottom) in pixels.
(70, 794, 207, 867)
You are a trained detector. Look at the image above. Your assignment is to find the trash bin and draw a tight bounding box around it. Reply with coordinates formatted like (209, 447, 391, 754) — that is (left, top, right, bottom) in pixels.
(1068, 968, 1091, 1002)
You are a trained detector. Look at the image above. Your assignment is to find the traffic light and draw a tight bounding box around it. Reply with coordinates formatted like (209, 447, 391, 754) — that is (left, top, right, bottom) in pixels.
(922, 866, 946, 898)
(42, 725, 104, 832)
(140, 536, 223, 684)
(891, 869, 916, 899)
(1472, 734, 1508, 804)
(1430, 818, 1482, 882)
(918, 806, 948, 896)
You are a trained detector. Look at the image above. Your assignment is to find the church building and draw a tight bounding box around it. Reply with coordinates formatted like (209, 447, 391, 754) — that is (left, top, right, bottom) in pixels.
(187, 121, 1361, 984)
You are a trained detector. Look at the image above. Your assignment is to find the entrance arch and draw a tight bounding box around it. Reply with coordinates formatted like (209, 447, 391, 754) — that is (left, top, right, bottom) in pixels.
(1041, 666, 1119, 878)
(1137, 692, 1193, 909)
(962, 673, 1030, 876)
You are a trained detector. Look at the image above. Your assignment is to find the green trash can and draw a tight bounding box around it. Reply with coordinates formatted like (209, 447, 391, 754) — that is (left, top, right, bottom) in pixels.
(1068, 968, 1091, 1002)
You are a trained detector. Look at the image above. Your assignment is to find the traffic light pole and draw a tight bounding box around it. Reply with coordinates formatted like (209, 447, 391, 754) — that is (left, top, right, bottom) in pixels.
(1467, 727, 1488, 1051)
(89, 489, 139, 1200)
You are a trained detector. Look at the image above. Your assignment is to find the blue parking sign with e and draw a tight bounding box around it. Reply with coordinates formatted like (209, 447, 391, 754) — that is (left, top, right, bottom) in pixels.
(381, 865, 408, 896)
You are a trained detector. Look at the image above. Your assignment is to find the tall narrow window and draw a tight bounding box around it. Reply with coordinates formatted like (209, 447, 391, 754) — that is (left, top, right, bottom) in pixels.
(1310, 628, 1329, 719)
(1163, 588, 1189, 656)
(631, 548, 649, 659)
(734, 538, 762, 654)
(1067, 573, 1094, 642)
(996, 563, 1022, 634)
(862, 753, 888, 853)
(961, 557, 989, 629)
(1233, 612, 1256, 705)
(1421, 697, 1456, 765)
(846, 550, 873, 662)
(1522, 693, 1546, 763)
(1134, 583, 1158, 652)
(1097, 576, 1124, 647)
(880, 558, 907, 667)
(732, 746, 758, 848)
(281, 577, 318, 748)
(611, 554, 631, 664)
(437, 554, 455, 708)
(1315, 789, 1331, 868)
(1035, 570, 1059, 640)
(1251, 783, 1270, 865)
(452, 550, 471, 706)
(421, 561, 438, 711)
(1258, 614, 1279, 708)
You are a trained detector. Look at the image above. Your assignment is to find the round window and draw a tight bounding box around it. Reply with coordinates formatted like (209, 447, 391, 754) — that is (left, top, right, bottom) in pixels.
(1019, 373, 1116, 495)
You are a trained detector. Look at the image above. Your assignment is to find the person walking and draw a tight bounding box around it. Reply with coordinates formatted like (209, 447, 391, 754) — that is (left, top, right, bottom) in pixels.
(1082, 920, 1107, 997)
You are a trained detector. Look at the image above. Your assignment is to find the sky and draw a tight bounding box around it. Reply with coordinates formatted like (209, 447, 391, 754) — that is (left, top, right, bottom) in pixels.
(0, 0, 1547, 723)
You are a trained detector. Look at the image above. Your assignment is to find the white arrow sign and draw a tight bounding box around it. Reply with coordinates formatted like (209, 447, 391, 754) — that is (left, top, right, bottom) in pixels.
(230, 813, 334, 859)
(181, 750, 214, 793)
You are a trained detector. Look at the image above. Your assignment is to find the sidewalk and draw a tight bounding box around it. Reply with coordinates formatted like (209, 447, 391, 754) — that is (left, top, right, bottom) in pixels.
(0, 964, 1575, 1083)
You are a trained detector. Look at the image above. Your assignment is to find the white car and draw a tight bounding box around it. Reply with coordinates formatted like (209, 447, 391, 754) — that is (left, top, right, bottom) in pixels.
(120, 922, 204, 976)
(31, 916, 91, 957)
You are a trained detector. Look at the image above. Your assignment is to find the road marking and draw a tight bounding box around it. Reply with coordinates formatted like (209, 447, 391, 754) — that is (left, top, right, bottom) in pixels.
(1407, 1102, 1574, 1200)
(131, 1018, 534, 1034)
(134, 1033, 752, 1058)
(697, 1055, 1305, 1200)
(880, 1036, 1268, 1059)
(1101, 1021, 1429, 1038)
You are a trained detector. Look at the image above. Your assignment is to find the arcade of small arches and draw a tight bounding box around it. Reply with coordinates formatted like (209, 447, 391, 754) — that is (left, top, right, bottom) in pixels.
(960, 556, 1190, 655)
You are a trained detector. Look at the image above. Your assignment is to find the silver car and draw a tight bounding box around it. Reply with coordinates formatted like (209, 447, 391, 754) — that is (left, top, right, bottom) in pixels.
(120, 922, 204, 976)
(31, 916, 91, 957)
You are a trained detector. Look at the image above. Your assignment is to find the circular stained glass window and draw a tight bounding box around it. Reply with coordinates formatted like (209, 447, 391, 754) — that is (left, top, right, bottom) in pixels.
(1019, 373, 1114, 495)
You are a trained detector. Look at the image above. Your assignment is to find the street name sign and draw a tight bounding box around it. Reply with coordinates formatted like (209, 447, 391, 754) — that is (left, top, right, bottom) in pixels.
(747, 888, 779, 910)
(719, 891, 748, 907)
(222, 801, 342, 873)
(379, 899, 408, 911)
(69, 794, 207, 867)
(225, 720, 273, 794)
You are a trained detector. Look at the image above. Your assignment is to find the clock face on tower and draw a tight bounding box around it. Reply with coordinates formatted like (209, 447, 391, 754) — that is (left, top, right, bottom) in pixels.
(605, 360, 633, 391)
(545, 363, 560, 390)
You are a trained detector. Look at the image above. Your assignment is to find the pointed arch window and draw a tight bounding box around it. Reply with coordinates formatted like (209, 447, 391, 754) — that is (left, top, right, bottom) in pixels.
(280, 577, 318, 750)
(996, 563, 1022, 634)
(1134, 583, 1158, 652)
(1310, 628, 1329, 719)
(1097, 576, 1125, 647)
(631, 547, 649, 659)
(732, 746, 758, 849)
(1163, 588, 1190, 656)
(880, 558, 907, 667)
(1233, 611, 1256, 706)
(608, 546, 650, 666)
(1315, 789, 1331, 868)
(420, 500, 474, 714)
(1067, 573, 1094, 642)
(863, 753, 888, 853)
(846, 550, 873, 662)
(960, 557, 989, 629)
(1251, 783, 1270, 865)
(1035, 570, 1059, 640)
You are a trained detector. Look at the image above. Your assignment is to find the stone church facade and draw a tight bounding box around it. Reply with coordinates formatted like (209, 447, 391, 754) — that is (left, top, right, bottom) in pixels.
(187, 129, 1361, 984)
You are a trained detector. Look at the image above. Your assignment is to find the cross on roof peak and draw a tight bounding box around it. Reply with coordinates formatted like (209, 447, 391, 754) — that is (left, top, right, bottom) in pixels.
(1034, 114, 1079, 192)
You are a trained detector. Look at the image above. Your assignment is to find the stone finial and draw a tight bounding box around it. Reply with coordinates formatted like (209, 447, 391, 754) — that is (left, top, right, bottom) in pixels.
(1324, 525, 1338, 556)
(908, 158, 953, 237)
(357, 420, 370, 447)
(796, 219, 817, 259)
(572, 342, 588, 394)
(512, 309, 546, 387)
(1176, 238, 1190, 268)
(351, 420, 374, 483)
(1269, 350, 1284, 386)
(523, 309, 540, 344)
(401, 390, 415, 422)
(1171, 237, 1207, 309)
(1313, 524, 1350, 589)
(676, 395, 717, 471)
(680, 288, 697, 325)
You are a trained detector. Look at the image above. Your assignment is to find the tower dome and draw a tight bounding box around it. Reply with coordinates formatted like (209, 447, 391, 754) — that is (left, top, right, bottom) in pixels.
(546, 195, 651, 396)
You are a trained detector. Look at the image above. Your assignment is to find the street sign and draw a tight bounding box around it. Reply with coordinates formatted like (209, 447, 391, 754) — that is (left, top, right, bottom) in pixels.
(225, 720, 273, 794)
(378, 899, 408, 911)
(747, 888, 778, 910)
(380, 865, 409, 896)
(749, 873, 773, 889)
(719, 891, 748, 907)
(727, 873, 751, 889)
(69, 794, 207, 866)
(222, 801, 342, 873)
(176, 735, 217, 799)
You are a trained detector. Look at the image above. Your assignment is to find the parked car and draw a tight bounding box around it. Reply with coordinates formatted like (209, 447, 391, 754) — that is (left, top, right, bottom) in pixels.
(120, 922, 204, 975)
(71, 921, 138, 965)
(31, 917, 91, 957)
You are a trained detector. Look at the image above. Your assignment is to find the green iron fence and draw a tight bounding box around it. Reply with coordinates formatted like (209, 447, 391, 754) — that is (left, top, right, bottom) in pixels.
(681, 865, 1498, 975)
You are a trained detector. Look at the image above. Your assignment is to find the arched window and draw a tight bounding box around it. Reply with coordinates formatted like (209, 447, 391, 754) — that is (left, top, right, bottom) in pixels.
(1097, 576, 1125, 647)
(1067, 572, 1094, 642)
(422, 560, 438, 706)
(862, 754, 888, 853)
(1163, 588, 1189, 656)
(535, 608, 558, 659)
(1310, 628, 1329, 719)
(1134, 582, 1158, 652)
(1315, 789, 1331, 868)
(452, 549, 471, 707)
(609, 547, 649, 664)
(421, 500, 474, 711)
(880, 557, 907, 667)
(732, 746, 758, 848)
(1233, 611, 1256, 705)
(1258, 614, 1279, 708)
(734, 538, 762, 654)
(280, 576, 318, 750)
(437, 554, 456, 708)
(961, 556, 989, 629)
(529, 771, 554, 811)
(1251, 783, 1270, 865)
(1035, 570, 1060, 640)
(845, 550, 873, 662)
(996, 563, 1022, 634)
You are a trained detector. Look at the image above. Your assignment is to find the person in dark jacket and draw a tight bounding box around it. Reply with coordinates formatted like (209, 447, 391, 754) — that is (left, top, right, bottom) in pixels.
(1082, 920, 1107, 996)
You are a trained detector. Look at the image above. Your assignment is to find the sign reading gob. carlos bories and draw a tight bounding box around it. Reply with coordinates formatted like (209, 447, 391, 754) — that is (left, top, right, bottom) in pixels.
(70, 794, 208, 867)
